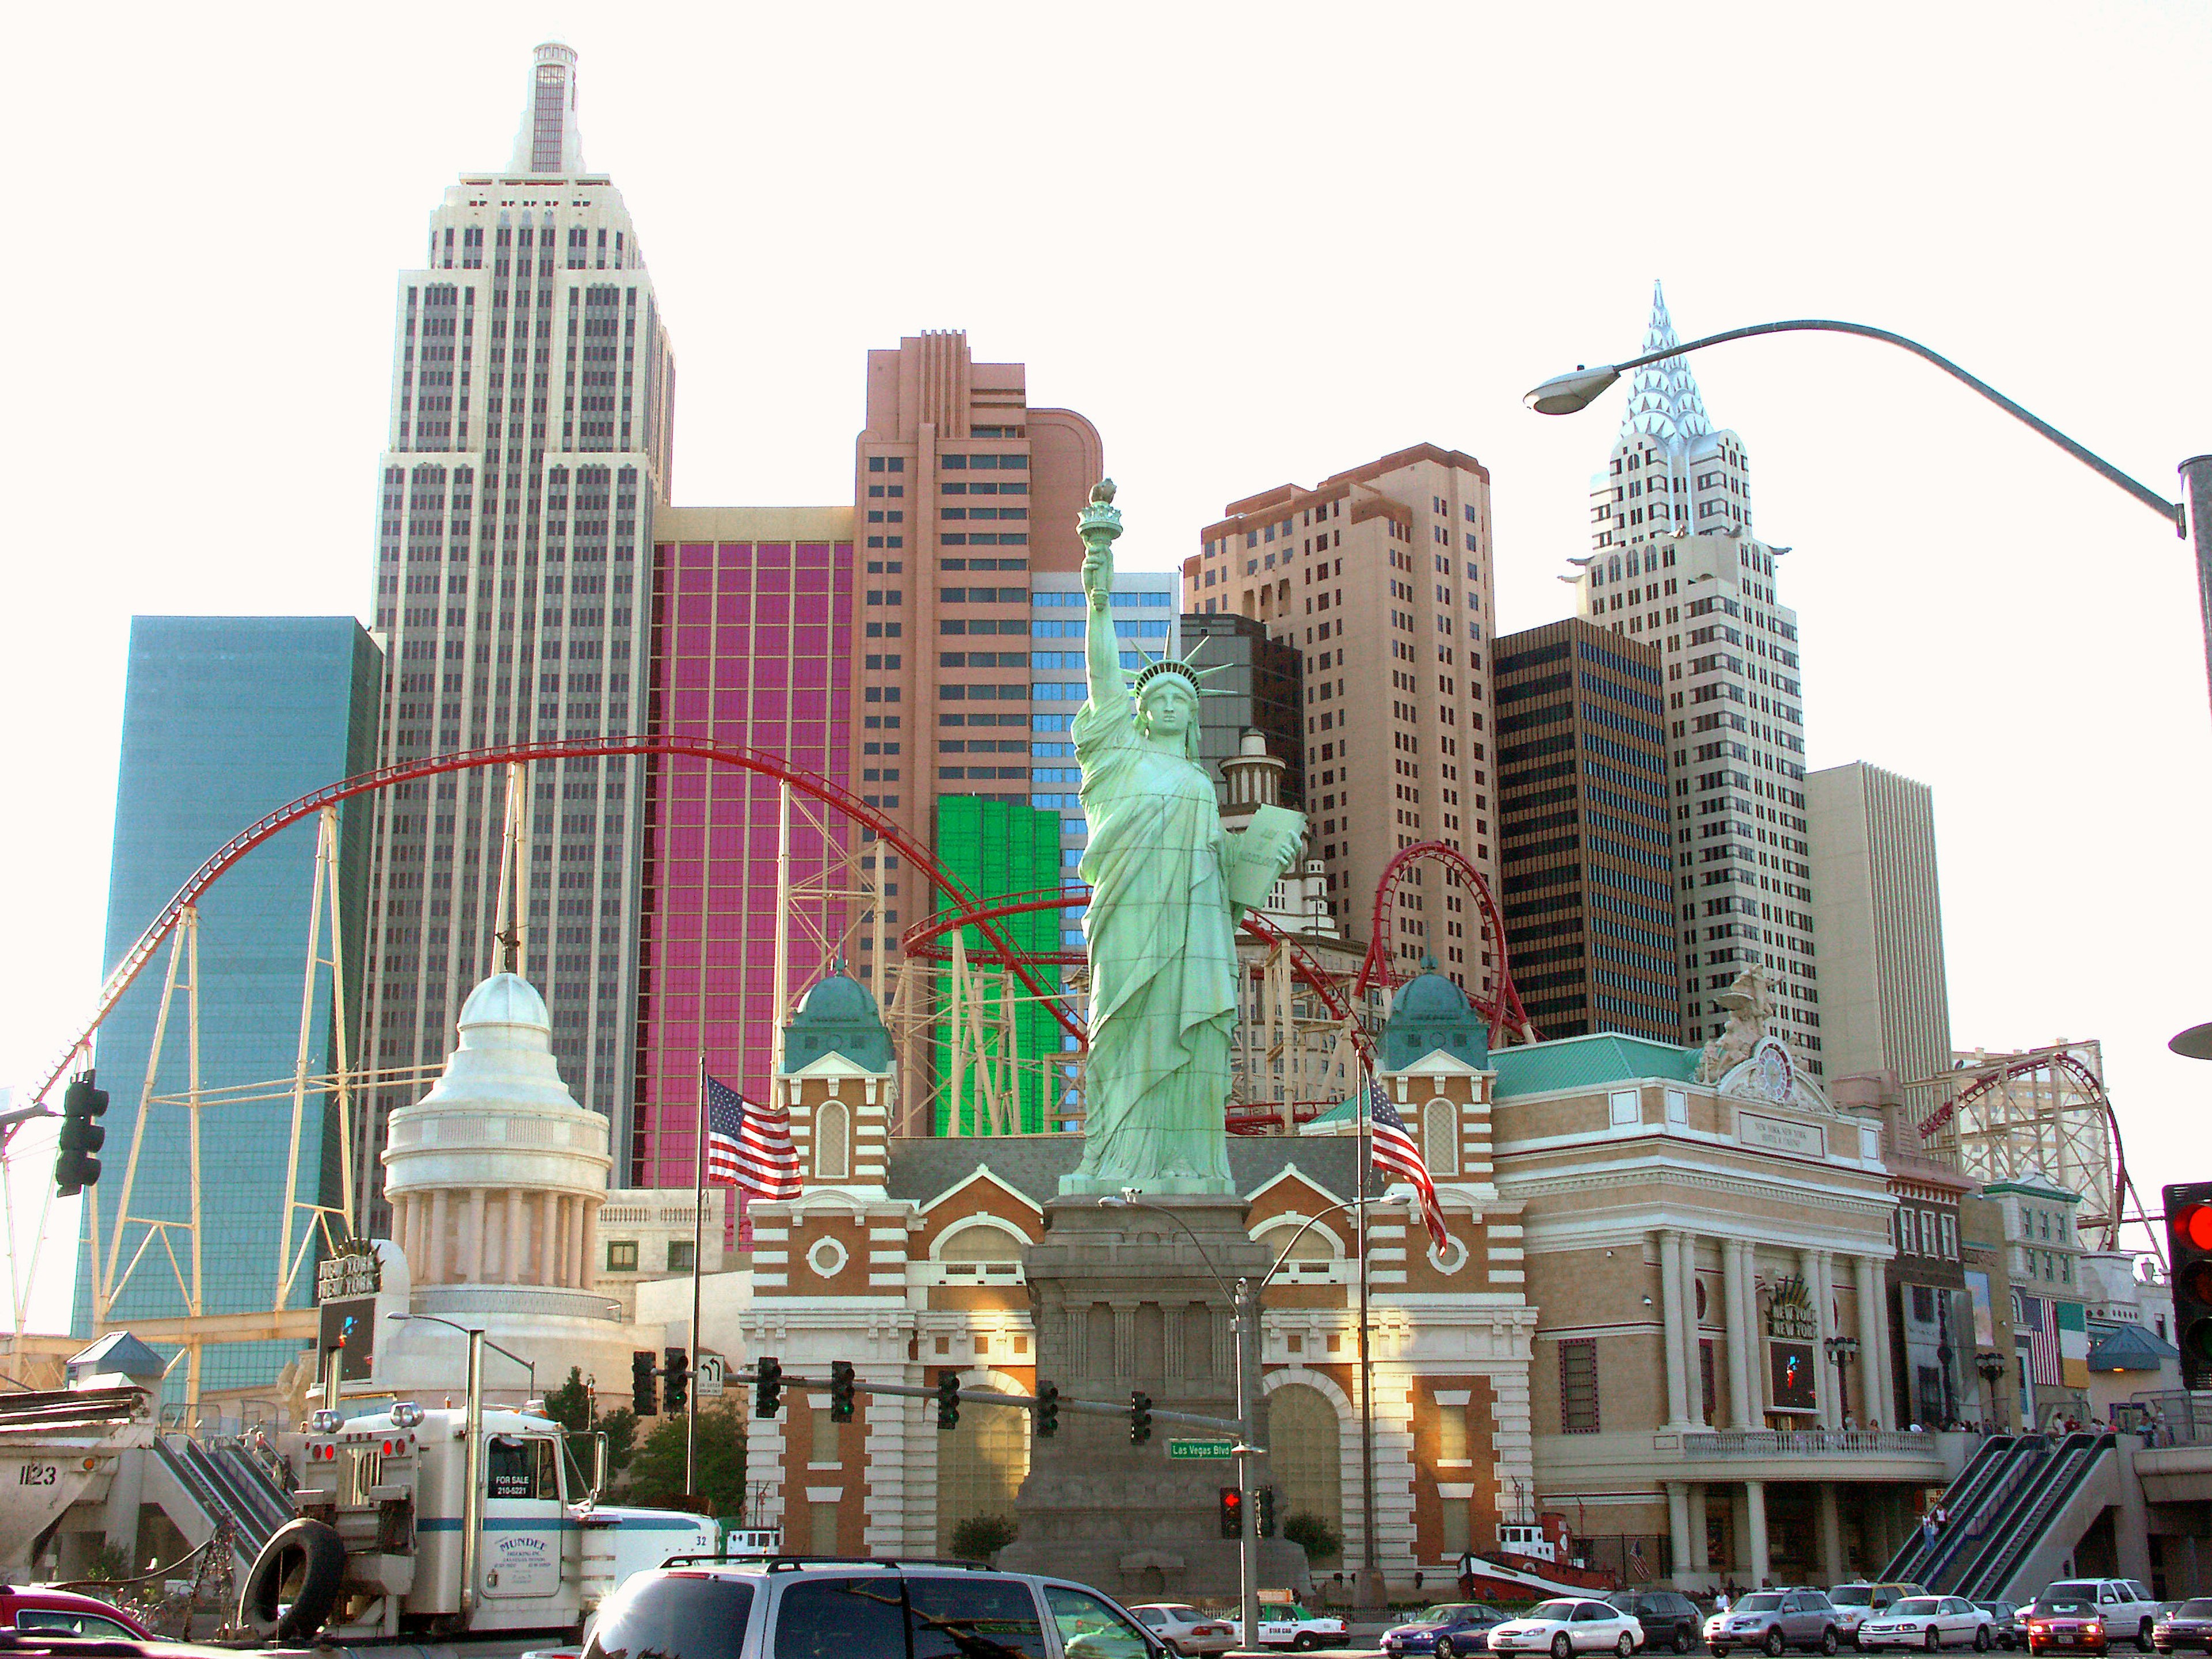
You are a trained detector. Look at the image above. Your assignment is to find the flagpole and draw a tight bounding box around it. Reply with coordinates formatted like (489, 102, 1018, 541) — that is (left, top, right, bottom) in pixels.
(687, 1050, 706, 1498)
(1356, 1069, 1380, 1607)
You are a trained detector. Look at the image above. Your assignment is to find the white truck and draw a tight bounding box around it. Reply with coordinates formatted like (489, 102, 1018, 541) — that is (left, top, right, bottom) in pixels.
(245, 1399, 714, 1643)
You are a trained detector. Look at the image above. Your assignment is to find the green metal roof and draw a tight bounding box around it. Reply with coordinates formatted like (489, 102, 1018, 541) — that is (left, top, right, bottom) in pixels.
(1491, 1032, 1702, 1099)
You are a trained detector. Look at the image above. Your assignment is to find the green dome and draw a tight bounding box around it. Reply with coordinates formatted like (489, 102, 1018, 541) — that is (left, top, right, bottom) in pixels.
(1380, 960, 1490, 1072)
(781, 970, 895, 1076)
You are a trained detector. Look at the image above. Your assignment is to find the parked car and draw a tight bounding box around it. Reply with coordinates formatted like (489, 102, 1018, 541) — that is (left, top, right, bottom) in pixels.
(1381, 1601, 1512, 1657)
(1830, 1588, 1938, 1649)
(1707, 1590, 1845, 1656)
(2025, 1593, 2109, 1657)
(1488, 1597, 1646, 1658)
(1609, 1591, 1705, 1654)
(2040, 1583, 2162, 1653)
(1971, 1603, 2025, 1650)
(0, 1586, 154, 1641)
(578, 1558, 1172, 1659)
(2153, 1601, 2212, 1655)
(1857, 1596, 1996, 1652)
(1129, 1604, 1236, 1657)
(1255, 1602, 1350, 1652)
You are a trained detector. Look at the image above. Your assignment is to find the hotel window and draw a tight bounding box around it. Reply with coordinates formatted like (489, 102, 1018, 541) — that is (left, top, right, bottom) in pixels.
(1423, 1100, 1459, 1176)
(1434, 1402, 1469, 1462)
(668, 1240, 695, 1272)
(1940, 1214, 1958, 1260)
(605, 1240, 638, 1272)
(1559, 1339, 1599, 1434)
(815, 1101, 850, 1182)
(812, 1400, 841, 1464)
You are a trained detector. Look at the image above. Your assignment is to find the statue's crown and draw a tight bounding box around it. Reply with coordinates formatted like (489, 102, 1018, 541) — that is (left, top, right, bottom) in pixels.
(1126, 642, 1233, 697)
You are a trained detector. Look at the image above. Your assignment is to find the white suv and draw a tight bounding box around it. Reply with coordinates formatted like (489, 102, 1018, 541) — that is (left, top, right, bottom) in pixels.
(2038, 1581, 2162, 1653)
(582, 1557, 1173, 1658)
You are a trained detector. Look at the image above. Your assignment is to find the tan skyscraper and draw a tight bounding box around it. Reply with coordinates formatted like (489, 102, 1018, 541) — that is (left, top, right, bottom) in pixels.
(1187, 444, 1498, 990)
(1805, 760, 1953, 1115)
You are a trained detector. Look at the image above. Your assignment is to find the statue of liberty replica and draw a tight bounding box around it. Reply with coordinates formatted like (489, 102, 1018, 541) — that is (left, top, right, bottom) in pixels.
(1001, 482, 1312, 1602)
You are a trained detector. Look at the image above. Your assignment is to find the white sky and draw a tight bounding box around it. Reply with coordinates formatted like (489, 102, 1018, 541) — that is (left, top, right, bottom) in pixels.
(4, 1, 2208, 1330)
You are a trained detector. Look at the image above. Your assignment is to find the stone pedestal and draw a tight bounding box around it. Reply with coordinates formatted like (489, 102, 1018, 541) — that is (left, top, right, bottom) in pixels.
(997, 1196, 1312, 1601)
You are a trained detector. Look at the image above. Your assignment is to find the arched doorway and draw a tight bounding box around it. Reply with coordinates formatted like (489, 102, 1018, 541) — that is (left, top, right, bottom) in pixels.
(935, 1370, 1031, 1555)
(1267, 1381, 1344, 1562)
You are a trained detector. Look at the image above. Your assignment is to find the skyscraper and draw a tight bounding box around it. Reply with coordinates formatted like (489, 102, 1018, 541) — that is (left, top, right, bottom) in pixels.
(1190, 445, 1499, 989)
(1493, 618, 1678, 1042)
(78, 618, 381, 1392)
(1805, 761, 1953, 1113)
(361, 43, 675, 1226)
(1566, 286, 1821, 1070)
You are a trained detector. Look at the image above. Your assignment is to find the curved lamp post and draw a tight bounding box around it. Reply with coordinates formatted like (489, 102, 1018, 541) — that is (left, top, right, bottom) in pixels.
(1100, 1189, 1410, 1649)
(1823, 1334, 1861, 1425)
(1524, 320, 2212, 715)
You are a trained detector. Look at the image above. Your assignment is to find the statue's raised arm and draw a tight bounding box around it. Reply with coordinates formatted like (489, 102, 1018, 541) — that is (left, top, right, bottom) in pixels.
(1080, 479, 1126, 711)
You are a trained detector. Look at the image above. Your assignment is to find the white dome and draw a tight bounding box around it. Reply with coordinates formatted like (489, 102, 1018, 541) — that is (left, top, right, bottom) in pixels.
(456, 972, 552, 1048)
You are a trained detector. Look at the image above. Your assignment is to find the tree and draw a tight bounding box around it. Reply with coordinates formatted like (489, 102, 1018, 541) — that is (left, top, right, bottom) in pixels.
(1283, 1512, 1343, 1565)
(626, 1400, 747, 1514)
(950, 1514, 1018, 1563)
(541, 1365, 638, 1478)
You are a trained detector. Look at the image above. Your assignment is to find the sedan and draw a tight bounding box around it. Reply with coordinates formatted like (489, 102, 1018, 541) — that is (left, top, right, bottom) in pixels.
(1860, 1598, 1995, 1653)
(2025, 1600, 2108, 1657)
(2154, 1602, 2212, 1656)
(0, 1586, 155, 1641)
(1256, 1604, 1350, 1652)
(1488, 1599, 1646, 1659)
(1972, 1604, 2025, 1651)
(1382, 1601, 1512, 1657)
(1130, 1604, 1236, 1657)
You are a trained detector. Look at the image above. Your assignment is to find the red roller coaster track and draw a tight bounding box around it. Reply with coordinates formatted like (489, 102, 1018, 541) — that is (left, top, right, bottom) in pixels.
(1918, 1048, 2136, 1248)
(1355, 840, 1536, 1047)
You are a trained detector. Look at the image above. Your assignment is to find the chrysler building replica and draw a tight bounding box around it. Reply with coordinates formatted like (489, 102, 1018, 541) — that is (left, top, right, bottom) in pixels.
(1568, 284, 1822, 1071)
(360, 44, 676, 1229)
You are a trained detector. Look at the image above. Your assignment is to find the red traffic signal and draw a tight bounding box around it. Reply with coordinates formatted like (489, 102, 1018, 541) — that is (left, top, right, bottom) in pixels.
(1218, 1486, 1244, 1538)
(2165, 1183, 2212, 1389)
(2175, 1199, 2212, 1253)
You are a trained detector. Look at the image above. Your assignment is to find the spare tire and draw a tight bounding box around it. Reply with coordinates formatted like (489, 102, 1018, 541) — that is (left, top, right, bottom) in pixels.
(238, 1516, 347, 1642)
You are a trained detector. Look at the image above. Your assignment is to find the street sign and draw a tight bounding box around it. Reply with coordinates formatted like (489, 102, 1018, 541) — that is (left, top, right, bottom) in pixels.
(1168, 1437, 1233, 1460)
(695, 1354, 725, 1399)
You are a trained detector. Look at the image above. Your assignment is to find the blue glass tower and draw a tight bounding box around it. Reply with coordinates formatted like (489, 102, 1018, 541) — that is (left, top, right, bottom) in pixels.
(74, 618, 381, 1396)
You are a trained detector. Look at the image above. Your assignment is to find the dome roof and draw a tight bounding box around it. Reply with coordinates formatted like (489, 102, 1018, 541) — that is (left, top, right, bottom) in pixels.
(1395, 967, 1470, 1019)
(799, 973, 876, 1021)
(457, 972, 551, 1043)
(782, 968, 895, 1076)
(1379, 957, 1489, 1073)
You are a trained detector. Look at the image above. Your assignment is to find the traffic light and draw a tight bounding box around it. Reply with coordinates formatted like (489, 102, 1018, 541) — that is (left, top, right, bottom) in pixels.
(829, 1360, 856, 1424)
(2166, 1183, 2212, 1388)
(934, 1370, 961, 1431)
(1256, 1486, 1277, 1537)
(662, 1347, 688, 1414)
(755, 1354, 783, 1418)
(1128, 1389, 1152, 1444)
(1218, 1486, 1244, 1538)
(54, 1073, 108, 1198)
(631, 1350, 658, 1416)
(1033, 1380, 1059, 1438)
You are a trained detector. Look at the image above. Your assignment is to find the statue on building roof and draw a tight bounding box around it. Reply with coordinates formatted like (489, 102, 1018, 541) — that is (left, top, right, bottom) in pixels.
(1695, 963, 1777, 1084)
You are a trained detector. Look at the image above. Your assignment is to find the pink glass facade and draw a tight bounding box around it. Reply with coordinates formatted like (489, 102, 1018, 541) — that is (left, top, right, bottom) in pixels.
(632, 537, 854, 1191)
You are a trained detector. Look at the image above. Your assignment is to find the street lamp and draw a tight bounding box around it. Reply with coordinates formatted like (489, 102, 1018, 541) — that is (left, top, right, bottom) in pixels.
(1975, 1350, 2009, 1430)
(1099, 1190, 1410, 1651)
(1524, 319, 2212, 714)
(1824, 1335, 1861, 1425)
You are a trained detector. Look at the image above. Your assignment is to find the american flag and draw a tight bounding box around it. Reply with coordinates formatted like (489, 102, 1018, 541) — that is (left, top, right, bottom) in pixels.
(2020, 1293, 2061, 1388)
(1363, 1077, 1450, 1251)
(706, 1073, 802, 1200)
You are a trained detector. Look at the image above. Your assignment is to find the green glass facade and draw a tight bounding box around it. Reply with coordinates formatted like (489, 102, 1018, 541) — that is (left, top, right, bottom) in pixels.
(930, 796, 1065, 1135)
(74, 618, 382, 1395)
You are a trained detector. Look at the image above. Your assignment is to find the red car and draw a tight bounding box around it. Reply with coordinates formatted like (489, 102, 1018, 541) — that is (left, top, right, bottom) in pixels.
(2025, 1599, 2107, 1658)
(0, 1584, 155, 1641)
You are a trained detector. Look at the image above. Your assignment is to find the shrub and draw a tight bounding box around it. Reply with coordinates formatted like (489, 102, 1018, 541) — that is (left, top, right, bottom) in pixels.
(950, 1514, 1018, 1563)
(1283, 1512, 1343, 1563)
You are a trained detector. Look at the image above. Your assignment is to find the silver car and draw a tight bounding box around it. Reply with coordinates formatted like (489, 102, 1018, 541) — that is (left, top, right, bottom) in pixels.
(1707, 1591, 1847, 1657)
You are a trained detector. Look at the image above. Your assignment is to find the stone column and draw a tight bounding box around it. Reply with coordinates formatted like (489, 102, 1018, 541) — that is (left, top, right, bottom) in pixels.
(1677, 1232, 1706, 1426)
(1870, 1257, 1897, 1429)
(1816, 1251, 1842, 1428)
(505, 1191, 525, 1285)
(1687, 1482, 1710, 1576)
(566, 1196, 585, 1288)
(1724, 1238, 1756, 1429)
(1854, 1255, 1885, 1429)
(1745, 1479, 1771, 1588)
(580, 1199, 599, 1291)
(427, 1188, 449, 1285)
(1658, 1229, 1692, 1428)
(539, 1192, 559, 1285)
(1666, 1483, 1694, 1582)
(1800, 1247, 1832, 1427)
(463, 1189, 486, 1282)
(1816, 1483, 1846, 1584)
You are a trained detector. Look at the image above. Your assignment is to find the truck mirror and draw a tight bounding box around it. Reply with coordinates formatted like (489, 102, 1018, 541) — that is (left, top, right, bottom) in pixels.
(592, 1431, 609, 1503)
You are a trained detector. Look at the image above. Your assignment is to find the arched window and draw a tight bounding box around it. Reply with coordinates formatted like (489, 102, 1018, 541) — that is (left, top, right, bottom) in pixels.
(934, 1376, 1029, 1555)
(1257, 1223, 1339, 1281)
(814, 1101, 850, 1182)
(1423, 1099, 1459, 1177)
(938, 1224, 1024, 1282)
(1267, 1384, 1343, 1560)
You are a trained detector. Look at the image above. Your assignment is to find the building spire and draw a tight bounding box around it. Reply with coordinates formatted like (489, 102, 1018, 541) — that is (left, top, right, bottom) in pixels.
(1616, 279, 1713, 449)
(509, 41, 588, 175)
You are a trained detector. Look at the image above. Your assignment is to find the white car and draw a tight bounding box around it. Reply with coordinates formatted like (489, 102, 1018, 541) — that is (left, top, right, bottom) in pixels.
(1488, 1598, 1647, 1658)
(1858, 1597, 1996, 1652)
(1129, 1603, 1237, 1656)
(1256, 1602, 1351, 1651)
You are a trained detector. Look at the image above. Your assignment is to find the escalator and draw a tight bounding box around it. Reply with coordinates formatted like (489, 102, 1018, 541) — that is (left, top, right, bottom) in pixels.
(1879, 1434, 2036, 1585)
(153, 1434, 294, 1563)
(1950, 1432, 2116, 1601)
(1922, 1437, 2053, 1593)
